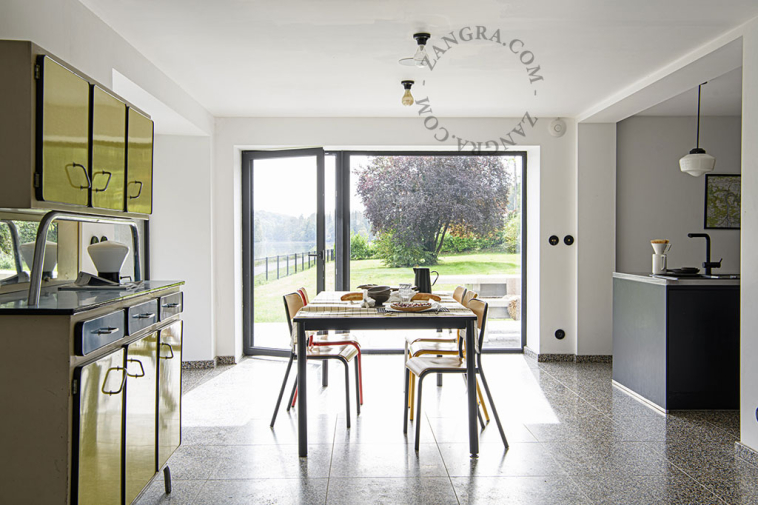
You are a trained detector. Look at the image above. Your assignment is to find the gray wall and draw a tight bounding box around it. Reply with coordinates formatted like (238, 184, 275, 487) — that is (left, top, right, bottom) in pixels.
(616, 116, 741, 274)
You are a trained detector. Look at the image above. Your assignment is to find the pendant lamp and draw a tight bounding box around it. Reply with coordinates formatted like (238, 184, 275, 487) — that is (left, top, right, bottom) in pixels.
(679, 82, 715, 177)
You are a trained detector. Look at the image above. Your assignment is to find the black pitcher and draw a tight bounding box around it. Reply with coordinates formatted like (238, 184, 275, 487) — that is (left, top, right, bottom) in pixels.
(413, 267, 439, 294)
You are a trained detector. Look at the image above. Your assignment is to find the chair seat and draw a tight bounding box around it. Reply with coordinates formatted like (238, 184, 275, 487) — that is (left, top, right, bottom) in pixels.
(406, 355, 466, 377)
(313, 333, 360, 347)
(405, 333, 456, 346)
(305, 344, 359, 362)
(409, 340, 458, 356)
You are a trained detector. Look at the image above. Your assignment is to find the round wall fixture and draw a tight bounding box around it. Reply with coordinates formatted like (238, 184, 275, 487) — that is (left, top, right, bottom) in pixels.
(549, 118, 566, 138)
(555, 329, 566, 340)
(564, 235, 574, 246)
(549, 235, 559, 246)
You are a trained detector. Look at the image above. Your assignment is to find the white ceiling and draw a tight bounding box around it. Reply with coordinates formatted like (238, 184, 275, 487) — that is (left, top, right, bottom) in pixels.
(78, 0, 758, 118)
(639, 67, 743, 116)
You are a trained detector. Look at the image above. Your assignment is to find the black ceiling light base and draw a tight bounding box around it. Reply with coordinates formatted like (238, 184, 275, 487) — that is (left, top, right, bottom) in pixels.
(413, 33, 431, 46)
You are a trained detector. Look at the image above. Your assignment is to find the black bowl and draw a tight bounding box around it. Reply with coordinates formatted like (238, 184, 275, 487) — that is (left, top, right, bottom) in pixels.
(367, 286, 390, 306)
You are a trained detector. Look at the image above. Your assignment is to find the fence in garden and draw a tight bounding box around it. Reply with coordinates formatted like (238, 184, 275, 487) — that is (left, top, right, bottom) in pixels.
(254, 248, 335, 282)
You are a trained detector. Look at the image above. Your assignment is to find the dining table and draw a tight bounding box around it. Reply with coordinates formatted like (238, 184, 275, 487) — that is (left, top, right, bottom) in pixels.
(292, 290, 480, 457)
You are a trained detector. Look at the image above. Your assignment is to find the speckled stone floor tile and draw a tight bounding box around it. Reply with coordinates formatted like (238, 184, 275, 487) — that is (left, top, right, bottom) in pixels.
(194, 478, 328, 505)
(326, 477, 459, 505)
(451, 475, 591, 505)
(329, 443, 448, 478)
(134, 479, 206, 505)
(438, 442, 566, 477)
(139, 354, 757, 504)
(571, 473, 723, 505)
(544, 440, 671, 476)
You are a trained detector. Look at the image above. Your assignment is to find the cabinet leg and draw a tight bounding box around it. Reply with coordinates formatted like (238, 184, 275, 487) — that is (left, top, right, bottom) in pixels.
(163, 466, 172, 494)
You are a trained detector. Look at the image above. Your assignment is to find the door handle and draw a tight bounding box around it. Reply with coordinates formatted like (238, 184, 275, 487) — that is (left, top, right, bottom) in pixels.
(128, 180, 144, 199)
(67, 162, 92, 190)
(101, 366, 127, 395)
(93, 170, 113, 192)
(159, 342, 175, 360)
(125, 358, 145, 378)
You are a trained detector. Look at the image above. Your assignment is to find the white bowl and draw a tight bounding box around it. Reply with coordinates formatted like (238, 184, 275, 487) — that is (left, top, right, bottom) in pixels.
(87, 241, 129, 274)
(20, 241, 58, 273)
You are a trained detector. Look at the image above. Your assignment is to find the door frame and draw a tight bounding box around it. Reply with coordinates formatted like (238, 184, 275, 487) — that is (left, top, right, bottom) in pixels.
(242, 149, 527, 355)
(242, 148, 325, 356)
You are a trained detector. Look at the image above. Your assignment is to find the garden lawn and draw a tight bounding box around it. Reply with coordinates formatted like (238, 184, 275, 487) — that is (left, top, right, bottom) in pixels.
(253, 252, 520, 323)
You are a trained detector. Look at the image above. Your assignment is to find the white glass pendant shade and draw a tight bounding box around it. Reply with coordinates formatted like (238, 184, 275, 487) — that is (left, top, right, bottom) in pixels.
(679, 149, 715, 177)
(413, 45, 427, 67)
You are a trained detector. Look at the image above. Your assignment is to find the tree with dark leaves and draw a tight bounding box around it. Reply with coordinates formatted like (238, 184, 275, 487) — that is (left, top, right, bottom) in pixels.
(355, 156, 512, 266)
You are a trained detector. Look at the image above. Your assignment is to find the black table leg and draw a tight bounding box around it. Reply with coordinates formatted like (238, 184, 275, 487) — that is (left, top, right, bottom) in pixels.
(466, 319, 479, 457)
(322, 361, 329, 387)
(297, 323, 308, 457)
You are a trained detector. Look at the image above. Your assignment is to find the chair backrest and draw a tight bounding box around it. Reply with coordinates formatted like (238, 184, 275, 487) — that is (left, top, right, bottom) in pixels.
(467, 298, 489, 355)
(452, 286, 467, 303)
(297, 287, 310, 306)
(462, 290, 478, 307)
(283, 292, 304, 334)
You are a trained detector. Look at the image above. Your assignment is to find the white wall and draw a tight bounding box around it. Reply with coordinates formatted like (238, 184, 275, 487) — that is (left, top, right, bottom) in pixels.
(577, 124, 616, 356)
(741, 20, 758, 451)
(616, 116, 742, 274)
(213, 117, 579, 360)
(152, 135, 214, 362)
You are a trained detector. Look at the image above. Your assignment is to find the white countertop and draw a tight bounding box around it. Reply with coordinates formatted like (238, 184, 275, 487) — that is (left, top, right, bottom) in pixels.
(613, 272, 740, 286)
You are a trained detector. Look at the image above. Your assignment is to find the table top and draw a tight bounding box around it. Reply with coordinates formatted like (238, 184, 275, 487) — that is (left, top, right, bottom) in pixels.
(293, 291, 476, 330)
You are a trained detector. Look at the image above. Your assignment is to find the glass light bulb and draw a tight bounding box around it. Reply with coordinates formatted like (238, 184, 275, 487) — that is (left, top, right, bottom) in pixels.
(413, 45, 427, 67)
(401, 88, 414, 106)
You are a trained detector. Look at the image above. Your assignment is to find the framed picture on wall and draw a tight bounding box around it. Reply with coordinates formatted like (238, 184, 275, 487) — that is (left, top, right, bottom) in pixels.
(704, 174, 741, 229)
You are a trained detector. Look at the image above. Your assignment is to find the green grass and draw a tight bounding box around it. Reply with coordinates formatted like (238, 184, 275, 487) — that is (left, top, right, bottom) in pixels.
(253, 252, 520, 323)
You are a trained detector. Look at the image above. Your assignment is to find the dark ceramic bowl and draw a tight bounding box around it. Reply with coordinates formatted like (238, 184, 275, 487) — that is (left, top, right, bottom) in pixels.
(367, 286, 390, 306)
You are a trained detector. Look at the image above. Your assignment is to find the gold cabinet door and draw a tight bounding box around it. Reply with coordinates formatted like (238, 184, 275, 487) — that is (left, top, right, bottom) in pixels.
(124, 332, 158, 505)
(91, 86, 126, 211)
(37, 56, 91, 206)
(126, 108, 153, 214)
(158, 321, 182, 468)
(74, 349, 125, 505)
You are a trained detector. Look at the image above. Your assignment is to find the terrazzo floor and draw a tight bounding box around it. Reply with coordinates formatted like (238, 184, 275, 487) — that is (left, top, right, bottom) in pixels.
(137, 354, 758, 504)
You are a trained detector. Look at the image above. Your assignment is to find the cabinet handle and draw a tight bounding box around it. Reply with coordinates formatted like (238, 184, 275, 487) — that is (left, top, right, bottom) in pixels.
(69, 162, 92, 190)
(93, 170, 113, 192)
(162, 303, 180, 308)
(94, 327, 119, 335)
(125, 358, 145, 378)
(128, 180, 144, 199)
(101, 366, 127, 395)
(133, 312, 156, 319)
(159, 342, 175, 360)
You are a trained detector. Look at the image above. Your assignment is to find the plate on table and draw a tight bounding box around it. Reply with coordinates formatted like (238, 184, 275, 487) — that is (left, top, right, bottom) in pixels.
(388, 302, 433, 313)
(667, 267, 700, 276)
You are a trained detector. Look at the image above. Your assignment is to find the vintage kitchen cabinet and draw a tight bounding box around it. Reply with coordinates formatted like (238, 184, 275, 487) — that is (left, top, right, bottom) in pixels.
(0, 281, 184, 504)
(0, 40, 153, 217)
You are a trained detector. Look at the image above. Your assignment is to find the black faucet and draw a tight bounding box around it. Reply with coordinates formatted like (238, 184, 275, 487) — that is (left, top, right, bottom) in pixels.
(687, 233, 722, 275)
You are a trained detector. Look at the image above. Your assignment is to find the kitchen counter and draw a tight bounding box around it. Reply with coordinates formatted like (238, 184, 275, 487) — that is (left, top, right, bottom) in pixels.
(612, 272, 739, 411)
(0, 280, 184, 314)
(612, 272, 740, 286)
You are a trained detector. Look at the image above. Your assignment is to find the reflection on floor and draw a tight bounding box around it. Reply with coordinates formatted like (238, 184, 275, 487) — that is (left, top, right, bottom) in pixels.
(138, 354, 758, 504)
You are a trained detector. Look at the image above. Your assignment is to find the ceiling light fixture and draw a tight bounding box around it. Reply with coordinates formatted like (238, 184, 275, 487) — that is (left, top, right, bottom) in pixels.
(679, 82, 716, 177)
(399, 32, 431, 68)
(401, 80, 415, 106)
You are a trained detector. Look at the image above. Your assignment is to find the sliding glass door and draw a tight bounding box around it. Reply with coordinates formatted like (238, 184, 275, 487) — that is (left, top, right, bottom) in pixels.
(242, 149, 328, 354)
(243, 150, 526, 355)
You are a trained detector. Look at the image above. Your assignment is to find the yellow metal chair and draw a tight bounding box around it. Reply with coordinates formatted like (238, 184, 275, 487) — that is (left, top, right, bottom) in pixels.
(404, 299, 508, 450)
(405, 291, 490, 425)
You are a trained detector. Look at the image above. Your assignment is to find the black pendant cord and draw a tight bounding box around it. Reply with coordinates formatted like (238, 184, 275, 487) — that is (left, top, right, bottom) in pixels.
(696, 84, 701, 149)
